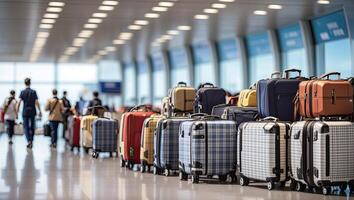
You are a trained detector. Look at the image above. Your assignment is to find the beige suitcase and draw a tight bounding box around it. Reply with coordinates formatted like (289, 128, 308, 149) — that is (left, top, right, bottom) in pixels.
(169, 82, 196, 113)
(80, 115, 98, 153)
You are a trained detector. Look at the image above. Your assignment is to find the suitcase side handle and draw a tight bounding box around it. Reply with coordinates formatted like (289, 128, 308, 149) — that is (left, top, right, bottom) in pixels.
(261, 117, 279, 122)
(190, 113, 208, 118)
(319, 72, 341, 80)
(199, 82, 214, 88)
(284, 69, 301, 79)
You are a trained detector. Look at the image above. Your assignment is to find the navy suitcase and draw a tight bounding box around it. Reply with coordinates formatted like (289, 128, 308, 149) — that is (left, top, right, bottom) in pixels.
(194, 83, 226, 115)
(179, 116, 237, 184)
(257, 69, 304, 122)
(153, 117, 191, 176)
(212, 106, 258, 129)
(92, 118, 119, 158)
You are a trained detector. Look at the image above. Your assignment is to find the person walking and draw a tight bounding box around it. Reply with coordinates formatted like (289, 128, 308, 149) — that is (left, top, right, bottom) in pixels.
(17, 78, 42, 149)
(3, 90, 17, 145)
(45, 89, 65, 149)
(86, 91, 103, 116)
(61, 91, 71, 139)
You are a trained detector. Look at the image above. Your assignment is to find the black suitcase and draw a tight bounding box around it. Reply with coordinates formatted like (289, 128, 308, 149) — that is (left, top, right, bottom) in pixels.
(194, 83, 226, 115)
(212, 105, 258, 129)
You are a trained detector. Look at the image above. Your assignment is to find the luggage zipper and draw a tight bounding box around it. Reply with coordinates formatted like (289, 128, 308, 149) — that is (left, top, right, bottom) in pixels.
(309, 81, 314, 118)
(304, 81, 310, 118)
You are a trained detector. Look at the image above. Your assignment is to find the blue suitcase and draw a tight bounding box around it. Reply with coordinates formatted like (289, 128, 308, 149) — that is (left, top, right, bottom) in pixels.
(194, 83, 226, 115)
(257, 69, 304, 122)
(92, 118, 119, 158)
(178, 116, 237, 183)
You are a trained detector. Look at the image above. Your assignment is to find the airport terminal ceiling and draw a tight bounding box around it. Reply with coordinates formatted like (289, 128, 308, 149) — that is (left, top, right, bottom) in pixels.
(0, 0, 353, 63)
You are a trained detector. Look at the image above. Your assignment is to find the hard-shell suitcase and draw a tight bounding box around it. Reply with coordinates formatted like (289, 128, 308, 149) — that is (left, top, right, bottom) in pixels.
(169, 82, 196, 113)
(238, 118, 290, 190)
(140, 114, 164, 172)
(194, 83, 226, 115)
(237, 89, 257, 107)
(179, 116, 237, 183)
(257, 69, 304, 121)
(92, 118, 119, 158)
(297, 72, 353, 118)
(153, 117, 191, 176)
(68, 115, 81, 151)
(119, 106, 154, 169)
(290, 121, 354, 195)
(212, 105, 258, 129)
(80, 115, 98, 153)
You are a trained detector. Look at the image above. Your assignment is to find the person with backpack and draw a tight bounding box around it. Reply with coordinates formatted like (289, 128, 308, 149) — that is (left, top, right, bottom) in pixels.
(86, 91, 103, 116)
(45, 89, 65, 148)
(3, 90, 17, 145)
(61, 91, 72, 139)
(17, 78, 42, 149)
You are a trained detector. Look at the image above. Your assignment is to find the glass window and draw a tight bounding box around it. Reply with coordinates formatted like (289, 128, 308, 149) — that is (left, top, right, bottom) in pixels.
(123, 63, 136, 106)
(151, 53, 167, 106)
(58, 63, 97, 83)
(169, 48, 190, 87)
(98, 60, 121, 81)
(311, 10, 352, 78)
(137, 61, 150, 104)
(246, 32, 275, 85)
(0, 63, 15, 82)
(16, 62, 55, 83)
(192, 43, 216, 87)
(277, 24, 308, 76)
(217, 39, 243, 93)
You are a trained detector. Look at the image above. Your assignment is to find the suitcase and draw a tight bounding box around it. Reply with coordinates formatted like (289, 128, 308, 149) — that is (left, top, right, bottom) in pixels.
(119, 106, 154, 169)
(153, 117, 191, 176)
(289, 121, 354, 195)
(92, 118, 119, 158)
(179, 116, 237, 183)
(80, 115, 98, 153)
(238, 118, 290, 190)
(140, 114, 164, 172)
(257, 69, 304, 121)
(297, 72, 353, 119)
(68, 116, 81, 151)
(237, 89, 257, 107)
(169, 82, 196, 113)
(43, 122, 51, 137)
(212, 106, 258, 129)
(194, 83, 226, 115)
(161, 97, 172, 117)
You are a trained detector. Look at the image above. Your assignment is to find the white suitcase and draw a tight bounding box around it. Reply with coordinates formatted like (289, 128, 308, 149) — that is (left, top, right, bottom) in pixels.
(238, 118, 290, 190)
(290, 121, 354, 195)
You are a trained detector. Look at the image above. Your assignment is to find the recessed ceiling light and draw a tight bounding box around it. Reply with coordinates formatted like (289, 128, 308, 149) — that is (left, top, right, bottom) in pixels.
(161, 35, 173, 40)
(37, 32, 50, 38)
(128, 25, 142, 30)
(177, 25, 191, 31)
(167, 30, 179, 35)
(43, 13, 59, 18)
(268, 4, 282, 9)
(78, 30, 94, 37)
(102, 1, 119, 6)
(105, 46, 116, 52)
(84, 23, 98, 29)
(46, 7, 63, 12)
(48, 2, 65, 7)
(98, 50, 107, 55)
(204, 8, 218, 14)
(317, 0, 330, 4)
(254, 10, 267, 15)
(152, 7, 168, 12)
(194, 14, 209, 20)
(212, 3, 227, 9)
(157, 38, 166, 43)
(88, 18, 103, 23)
(134, 20, 149, 25)
(145, 13, 160, 18)
(119, 32, 133, 40)
(219, 0, 234, 2)
(98, 6, 115, 11)
(41, 19, 56, 24)
(40, 24, 53, 29)
(67, 47, 78, 52)
(159, 2, 174, 7)
(113, 39, 125, 45)
(92, 13, 108, 18)
(73, 38, 87, 43)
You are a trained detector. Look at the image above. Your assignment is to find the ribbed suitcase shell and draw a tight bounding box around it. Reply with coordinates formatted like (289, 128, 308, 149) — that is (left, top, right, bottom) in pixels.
(92, 118, 118, 153)
(290, 121, 354, 188)
(154, 117, 191, 172)
(68, 116, 81, 148)
(140, 114, 164, 166)
(81, 115, 98, 148)
(179, 120, 237, 176)
(237, 89, 257, 107)
(238, 121, 289, 186)
(119, 111, 154, 164)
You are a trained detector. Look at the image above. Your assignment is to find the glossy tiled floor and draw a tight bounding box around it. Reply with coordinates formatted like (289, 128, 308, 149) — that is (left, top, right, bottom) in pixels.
(0, 134, 352, 200)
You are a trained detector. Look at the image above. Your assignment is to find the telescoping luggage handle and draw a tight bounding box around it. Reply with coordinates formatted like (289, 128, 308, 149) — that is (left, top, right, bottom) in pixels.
(200, 82, 214, 88)
(284, 69, 302, 79)
(177, 82, 187, 87)
(271, 72, 282, 79)
(319, 72, 341, 80)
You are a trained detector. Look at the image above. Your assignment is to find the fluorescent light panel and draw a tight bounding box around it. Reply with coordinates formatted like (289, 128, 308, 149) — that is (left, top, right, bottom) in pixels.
(102, 1, 119, 6)
(145, 13, 160, 18)
(88, 18, 103, 23)
(128, 25, 142, 30)
(212, 3, 226, 9)
(98, 6, 115, 11)
(43, 13, 59, 18)
(84, 23, 98, 29)
(254, 10, 267, 15)
(134, 20, 149, 25)
(48, 2, 65, 7)
(317, 0, 330, 4)
(268, 4, 282, 9)
(194, 14, 209, 19)
(158, 2, 174, 7)
(47, 7, 63, 12)
(41, 19, 56, 24)
(204, 8, 218, 14)
(152, 7, 168, 12)
(40, 24, 53, 29)
(92, 13, 108, 18)
(177, 26, 191, 31)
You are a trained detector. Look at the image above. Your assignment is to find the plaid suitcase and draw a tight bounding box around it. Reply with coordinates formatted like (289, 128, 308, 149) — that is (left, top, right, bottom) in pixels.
(153, 117, 191, 176)
(238, 119, 290, 190)
(193, 83, 226, 115)
(179, 117, 237, 183)
(92, 118, 119, 158)
(290, 121, 354, 195)
(140, 114, 164, 172)
(80, 115, 98, 153)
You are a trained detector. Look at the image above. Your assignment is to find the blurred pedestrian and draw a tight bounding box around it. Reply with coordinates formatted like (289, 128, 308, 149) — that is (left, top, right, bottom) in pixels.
(3, 90, 17, 145)
(61, 91, 71, 139)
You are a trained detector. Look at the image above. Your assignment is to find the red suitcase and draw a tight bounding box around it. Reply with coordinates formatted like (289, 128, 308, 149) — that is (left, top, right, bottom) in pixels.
(69, 116, 81, 151)
(119, 106, 154, 169)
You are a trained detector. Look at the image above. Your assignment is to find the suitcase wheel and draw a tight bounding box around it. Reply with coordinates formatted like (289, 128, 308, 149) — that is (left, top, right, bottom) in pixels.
(127, 161, 134, 169)
(140, 164, 146, 173)
(120, 159, 125, 167)
(163, 169, 170, 177)
(267, 181, 274, 190)
(227, 173, 237, 184)
(179, 171, 188, 181)
(322, 186, 331, 195)
(239, 177, 249, 186)
(219, 175, 227, 183)
(92, 151, 99, 159)
(153, 166, 159, 175)
(191, 175, 199, 184)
